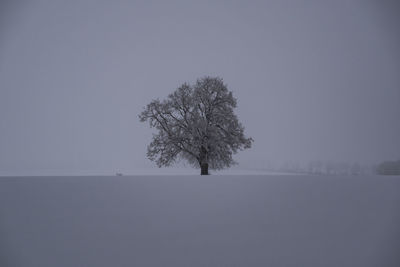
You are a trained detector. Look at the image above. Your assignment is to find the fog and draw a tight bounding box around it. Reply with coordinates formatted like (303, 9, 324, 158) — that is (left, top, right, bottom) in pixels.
(1, 0, 399, 175)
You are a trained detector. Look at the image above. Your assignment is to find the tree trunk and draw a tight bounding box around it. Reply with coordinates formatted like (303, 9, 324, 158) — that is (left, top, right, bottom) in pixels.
(201, 162, 209, 175)
(199, 146, 209, 175)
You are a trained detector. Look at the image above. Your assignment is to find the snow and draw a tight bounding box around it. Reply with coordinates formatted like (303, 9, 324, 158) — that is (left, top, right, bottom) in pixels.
(0, 175, 399, 266)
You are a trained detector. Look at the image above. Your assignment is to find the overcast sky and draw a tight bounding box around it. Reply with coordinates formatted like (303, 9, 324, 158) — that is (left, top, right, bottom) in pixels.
(0, 0, 399, 175)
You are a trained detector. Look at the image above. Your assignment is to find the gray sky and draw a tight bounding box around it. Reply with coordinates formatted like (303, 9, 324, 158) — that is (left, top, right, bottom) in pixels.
(0, 0, 399, 175)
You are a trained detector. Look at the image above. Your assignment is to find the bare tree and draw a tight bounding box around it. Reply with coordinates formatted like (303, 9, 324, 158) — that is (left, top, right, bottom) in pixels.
(139, 76, 253, 175)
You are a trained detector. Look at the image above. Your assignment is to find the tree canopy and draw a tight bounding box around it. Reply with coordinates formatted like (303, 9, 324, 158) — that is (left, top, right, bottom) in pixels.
(139, 76, 253, 175)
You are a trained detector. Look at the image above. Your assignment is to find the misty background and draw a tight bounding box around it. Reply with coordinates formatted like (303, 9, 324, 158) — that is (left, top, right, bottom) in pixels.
(1, 0, 399, 175)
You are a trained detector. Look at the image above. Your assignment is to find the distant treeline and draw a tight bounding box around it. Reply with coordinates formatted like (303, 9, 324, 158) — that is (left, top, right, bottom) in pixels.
(271, 161, 372, 175)
(306, 161, 366, 175)
(270, 160, 400, 176)
(376, 160, 400, 175)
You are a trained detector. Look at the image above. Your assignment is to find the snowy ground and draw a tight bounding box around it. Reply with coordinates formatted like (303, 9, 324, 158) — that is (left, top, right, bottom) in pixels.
(0, 166, 290, 176)
(0, 175, 399, 267)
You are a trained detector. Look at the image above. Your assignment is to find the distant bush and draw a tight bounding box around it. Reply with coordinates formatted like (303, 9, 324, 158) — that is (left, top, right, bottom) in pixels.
(376, 160, 400, 175)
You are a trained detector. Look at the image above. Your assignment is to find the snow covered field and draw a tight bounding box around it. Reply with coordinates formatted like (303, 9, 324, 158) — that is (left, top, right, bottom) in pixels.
(1, 175, 399, 267)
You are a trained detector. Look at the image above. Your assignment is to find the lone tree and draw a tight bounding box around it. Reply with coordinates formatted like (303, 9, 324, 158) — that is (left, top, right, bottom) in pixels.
(139, 76, 253, 175)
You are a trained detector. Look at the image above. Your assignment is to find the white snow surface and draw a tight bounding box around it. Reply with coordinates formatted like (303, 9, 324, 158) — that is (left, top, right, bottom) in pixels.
(0, 175, 399, 267)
